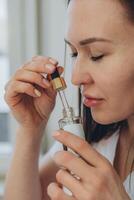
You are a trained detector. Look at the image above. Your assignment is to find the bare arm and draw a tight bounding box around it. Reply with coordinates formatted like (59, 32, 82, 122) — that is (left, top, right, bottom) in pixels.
(4, 127, 43, 200)
(4, 127, 59, 200)
(4, 56, 62, 200)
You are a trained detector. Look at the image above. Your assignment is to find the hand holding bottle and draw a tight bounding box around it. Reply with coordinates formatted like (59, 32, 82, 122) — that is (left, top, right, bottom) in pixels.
(47, 130, 130, 200)
(4, 56, 63, 135)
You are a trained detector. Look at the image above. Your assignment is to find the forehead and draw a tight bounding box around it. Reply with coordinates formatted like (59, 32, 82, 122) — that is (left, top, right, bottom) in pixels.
(66, 0, 126, 43)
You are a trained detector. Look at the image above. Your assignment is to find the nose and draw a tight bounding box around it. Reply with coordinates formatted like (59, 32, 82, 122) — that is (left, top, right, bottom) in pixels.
(71, 57, 93, 86)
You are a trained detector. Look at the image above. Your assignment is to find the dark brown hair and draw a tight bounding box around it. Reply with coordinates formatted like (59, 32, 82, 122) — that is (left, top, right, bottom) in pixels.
(119, 0, 134, 23)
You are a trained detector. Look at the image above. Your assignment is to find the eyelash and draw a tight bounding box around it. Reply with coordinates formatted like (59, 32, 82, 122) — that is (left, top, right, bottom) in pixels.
(70, 52, 104, 61)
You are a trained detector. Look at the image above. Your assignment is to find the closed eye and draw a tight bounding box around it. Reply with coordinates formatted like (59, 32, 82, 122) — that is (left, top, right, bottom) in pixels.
(91, 54, 104, 61)
(70, 52, 104, 61)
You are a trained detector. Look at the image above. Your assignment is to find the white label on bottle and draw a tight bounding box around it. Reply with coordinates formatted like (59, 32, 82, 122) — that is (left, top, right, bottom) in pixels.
(63, 123, 85, 139)
(63, 123, 85, 155)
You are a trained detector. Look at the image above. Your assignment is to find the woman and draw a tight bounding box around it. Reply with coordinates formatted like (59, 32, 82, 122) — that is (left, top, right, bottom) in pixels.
(4, 0, 134, 199)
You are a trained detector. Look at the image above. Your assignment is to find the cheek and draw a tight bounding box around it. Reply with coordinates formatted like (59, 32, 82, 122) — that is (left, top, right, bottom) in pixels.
(92, 71, 134, 124)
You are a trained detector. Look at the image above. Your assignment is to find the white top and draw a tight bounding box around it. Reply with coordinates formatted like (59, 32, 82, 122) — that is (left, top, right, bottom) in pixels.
(49, 130, 134, 199)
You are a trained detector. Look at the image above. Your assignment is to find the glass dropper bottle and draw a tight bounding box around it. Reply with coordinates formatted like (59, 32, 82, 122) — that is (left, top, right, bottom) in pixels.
(48, 67, 85, 153)
(49, 67, 85, 196)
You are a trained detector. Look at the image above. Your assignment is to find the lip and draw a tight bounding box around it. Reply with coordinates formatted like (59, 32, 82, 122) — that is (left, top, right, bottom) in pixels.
(83, 93, 104, 100)
(83, 94, 104, 107)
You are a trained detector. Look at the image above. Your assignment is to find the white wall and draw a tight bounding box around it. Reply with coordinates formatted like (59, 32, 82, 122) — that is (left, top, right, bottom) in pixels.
(39, 0, 80, 152)
(8, 0, 79, 151)
(8, 0, 40, 144)
(38, 0, 67, 151)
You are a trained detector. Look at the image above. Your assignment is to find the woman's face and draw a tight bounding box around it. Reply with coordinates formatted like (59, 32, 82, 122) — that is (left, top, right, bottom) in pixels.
(65, 0, 134, 124)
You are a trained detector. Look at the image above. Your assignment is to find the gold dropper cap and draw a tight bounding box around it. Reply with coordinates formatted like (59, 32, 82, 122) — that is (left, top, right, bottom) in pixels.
(47, 68, 67, 91)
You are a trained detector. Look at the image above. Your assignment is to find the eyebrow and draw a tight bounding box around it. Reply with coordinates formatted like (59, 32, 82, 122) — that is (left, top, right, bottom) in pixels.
(64, 37, 112, 46)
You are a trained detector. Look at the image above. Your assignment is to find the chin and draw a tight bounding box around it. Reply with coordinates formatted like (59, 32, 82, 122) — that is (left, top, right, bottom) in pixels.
(91, 110, 123, 125)
(93, 118, 113, 125)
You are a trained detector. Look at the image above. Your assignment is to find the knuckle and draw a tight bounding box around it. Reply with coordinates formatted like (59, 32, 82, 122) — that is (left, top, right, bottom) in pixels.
(4, 81, 14, 101)
(4, 92, 8, 102)
(16, 67, 23, 73)
(102, 161, 113, 175)
(15, 68, 24, 77)
(32, 55, 38, 60)
(94, 171, 110, 191)
(21, 60, 32, 68)
(24, 83, 33, 92)
(32, 55, 49, 62)
(56, 169, 64, 182)
(95, 177, 106, 191)
(54, 151, 73, 165)
(28, 72, 43, 85)
(75, 140, 89, 152)
(32, 74, 41, 84)
(4, 80, 10, 91)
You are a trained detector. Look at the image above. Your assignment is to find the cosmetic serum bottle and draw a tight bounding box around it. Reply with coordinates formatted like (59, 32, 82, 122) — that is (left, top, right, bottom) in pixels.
(58, 106, 85, 153)
(49, 67, 85, 153)
(49, 67, 85, 196)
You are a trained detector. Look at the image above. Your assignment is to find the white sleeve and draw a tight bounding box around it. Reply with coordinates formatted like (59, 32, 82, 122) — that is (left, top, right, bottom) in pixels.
(48, 141, 63, 158)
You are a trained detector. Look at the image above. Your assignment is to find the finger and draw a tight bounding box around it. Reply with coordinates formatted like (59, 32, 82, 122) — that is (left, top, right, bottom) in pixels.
(23, 62, 55, 74)
(54, 151, 95, 183)
(4, 80, 11, 91)
(14, 69, 51, 89)
(54, 151, 108, 191)
(4, 80, 41, 105)
(45, 66, 64, 80)
(32, 56, 58, 66)
(56, 169, 86, 199)
(53, 130, 108, 168)
(22, 61, 64, 83)
(57, 66, 64, 75)
(56, 169, 92, 200)
(47, 182, 76, 200)
(23, 57, 57, 74)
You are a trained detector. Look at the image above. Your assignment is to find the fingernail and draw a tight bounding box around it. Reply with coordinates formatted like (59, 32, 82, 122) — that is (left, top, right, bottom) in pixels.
(46, 64, 55, 72)
(49, 58, 58, 65)
(34, 89, 41, 97)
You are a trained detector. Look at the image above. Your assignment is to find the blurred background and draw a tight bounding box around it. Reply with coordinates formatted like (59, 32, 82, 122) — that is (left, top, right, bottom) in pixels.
(0, 0, 79, 199)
